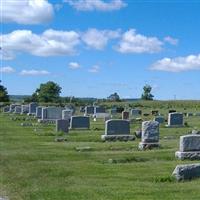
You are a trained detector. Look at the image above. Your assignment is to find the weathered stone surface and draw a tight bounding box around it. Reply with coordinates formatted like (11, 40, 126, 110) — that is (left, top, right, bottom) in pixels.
(172, 163, 200, 181)
(101, 135, 135, 141)
(141, 121, 159, 143)
(180, 135, 200, 152)
(56, 119, 69, 133)
(192, 130, 200, 135)
(14, 106, 22, 114)
(3, 106, 10, 113)
(70, 116, 90, 129)
(167, 112, 183, 127)
(21, 105, 29, 114)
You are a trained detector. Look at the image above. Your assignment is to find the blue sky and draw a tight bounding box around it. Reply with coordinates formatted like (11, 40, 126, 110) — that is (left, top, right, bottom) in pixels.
(1, 0, 200, 99)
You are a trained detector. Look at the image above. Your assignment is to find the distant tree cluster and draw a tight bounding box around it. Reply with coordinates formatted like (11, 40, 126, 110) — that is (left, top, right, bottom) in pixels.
(0, 80, 9, 102)
(107, 92, 121, 102)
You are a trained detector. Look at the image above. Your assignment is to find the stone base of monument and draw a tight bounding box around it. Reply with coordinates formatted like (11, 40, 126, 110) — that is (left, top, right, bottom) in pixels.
(101, 135, 135, 142)
(138, 142, 160, 150)
(165, 125, 183, 128)
(38, 119, 56, 124)
(175, 151, 200, 160)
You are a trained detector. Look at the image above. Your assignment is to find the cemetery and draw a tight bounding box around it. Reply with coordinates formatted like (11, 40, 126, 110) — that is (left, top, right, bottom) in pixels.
(1, 100, 200, 200)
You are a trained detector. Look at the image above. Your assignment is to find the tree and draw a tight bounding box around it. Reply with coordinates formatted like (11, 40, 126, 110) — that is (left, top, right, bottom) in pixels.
(107, 92, 120, 101)
(141, 84, 154, 100)
(32, 81, 62, 103)
(0, 80, 9, 102)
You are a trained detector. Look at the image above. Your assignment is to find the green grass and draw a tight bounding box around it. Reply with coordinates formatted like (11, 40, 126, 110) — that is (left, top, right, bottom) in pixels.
(1, 102, 200, 200)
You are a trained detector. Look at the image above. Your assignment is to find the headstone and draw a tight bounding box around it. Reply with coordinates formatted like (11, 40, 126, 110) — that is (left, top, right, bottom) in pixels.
(40, 107, 63, 122)
(36, 106, 43, 118)
(3, 106, 10, 113)
(56, 119, 69, 133)
(62, 109, 72, 120)
(175, 135, 200, 160)
(172, 163, 200, 181)
(131, 109, 142, 117)
(14, 106, 22, 114)
(187, 112, 193, 117)
(85, 106, 94, 116)
(9, 104, 18, 112)
(154, 116, 165, 124)
(70, 116, 90, 129)
(95, 106, 106, 114)
(101, 119, 135, 141)
(122, 111, 129, 120)
(28, 102, 38, 115)
(195, 112, 200, 116)
(94, 113, 110, 119)
(138, 121, 160, 150)
(21, 105, 29, 114)
(167, 112, 183, 127)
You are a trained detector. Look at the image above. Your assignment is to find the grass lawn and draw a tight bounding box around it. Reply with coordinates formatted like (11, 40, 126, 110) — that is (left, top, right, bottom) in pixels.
(1, 102, 200, 200)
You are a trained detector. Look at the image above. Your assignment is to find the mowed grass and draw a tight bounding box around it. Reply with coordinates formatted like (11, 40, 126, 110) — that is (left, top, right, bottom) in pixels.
(1, 104, 200, 200)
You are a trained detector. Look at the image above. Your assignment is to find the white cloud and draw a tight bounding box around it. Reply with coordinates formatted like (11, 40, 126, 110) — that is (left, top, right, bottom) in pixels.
(151, 54, 200, 72)
(0, 66, 15, 73)
(64, 0, 126, 11)
(82, 28, 120, 50)
(88, 65, 100, 73)
(0, 0, 54, 24)
(116, 29, 163, 54)
(20, 70, 50, 76)
(69, 62, 81, 69)
(1, 29, 80, 58)
(164, 36, 178, 45)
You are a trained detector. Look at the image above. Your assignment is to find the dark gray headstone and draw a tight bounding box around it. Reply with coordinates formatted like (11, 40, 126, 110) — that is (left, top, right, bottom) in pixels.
(36, 106, 43, 118)
(168, 112, 183, 126)
(85, 106, 94, 115)
(131, 109, 142, 116)
(105, 119, 130, 135)
(95, 106, 106, 114)
(56, 119, 69, 133)
(154, 116, 165, 124)
(14, 106, 22, 114)
(3, 106, 10, 113)
(122, 111, 129, 120)
(70, 116, 90, 129)
(28, 102, 38, 115)
(21, 105, 29, 114)
(42, 107, 63, 120)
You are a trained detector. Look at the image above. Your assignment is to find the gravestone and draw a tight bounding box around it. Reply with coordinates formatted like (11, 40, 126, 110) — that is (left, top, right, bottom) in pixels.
(167, 112, 183, 127)
(195, 112, 200, 116)
(56, 119, 69, 133)
(70, 116, 90, 129)
(172, 163, 200, 181)
(79, 106, 85, 113)
(62, 109, 72, 120)
(85, 106, 94, 116)
(122, 111, 129, 120)
(154, 116, 165, 124)
(110, 108, 117, 115)
(95, 113, 110, 119)
(95, 106, 106, 114)
(101, 119, 135, 141)
(175, 135, 200, 160)
(21, 105, 29, 114)
(131, 109, 142, 117)
(14, 106, 22, 114)
(187, 112, 193, 117)
(138, 121, 160, 150)
(9, 104, 18, 112)
(28, 102, 38, 115)
(36, 106, 43, 118)
(40, 107, 63, 122)
(3, 106, 10, 113)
